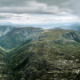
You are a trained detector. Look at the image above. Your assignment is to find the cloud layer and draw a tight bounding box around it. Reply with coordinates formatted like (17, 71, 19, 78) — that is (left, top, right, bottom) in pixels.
(0, 0, 79, 15)
(0, 0, 80, 23)
(0, 0, 69, 14)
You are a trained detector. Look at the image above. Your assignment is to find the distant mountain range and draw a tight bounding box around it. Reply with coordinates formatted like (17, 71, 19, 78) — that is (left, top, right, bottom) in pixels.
(0, 22, 80, 50)
(0, 26, 43, 49)
(0, 21, 80, 30)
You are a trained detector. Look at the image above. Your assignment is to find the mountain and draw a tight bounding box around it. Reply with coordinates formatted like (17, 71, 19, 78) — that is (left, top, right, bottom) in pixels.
(53, 22, 80, 32)
(8, 29, 80, 80)
(0, 25, 14, 37)
(0, 27, 43, 49)
(0, 25, 80, 80)
(60, 23, 80, 32)
(1, 21, 80, 30)
(1, 25, 80, 50)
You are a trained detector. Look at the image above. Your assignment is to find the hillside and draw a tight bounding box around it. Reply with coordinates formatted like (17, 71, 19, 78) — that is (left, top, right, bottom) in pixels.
(0, 47, 6, 59)
(0, 25, 14, 37)
(8, 29, 80, 80)
(0, 27, 43, 50)
(0, 47, 13, 80)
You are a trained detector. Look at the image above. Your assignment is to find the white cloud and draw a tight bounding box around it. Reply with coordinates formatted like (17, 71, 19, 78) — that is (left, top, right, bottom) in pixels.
(0, 13, 79, 24)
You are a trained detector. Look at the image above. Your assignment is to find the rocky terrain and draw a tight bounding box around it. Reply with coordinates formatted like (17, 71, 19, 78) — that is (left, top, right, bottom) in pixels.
(0, 26, 80, 80)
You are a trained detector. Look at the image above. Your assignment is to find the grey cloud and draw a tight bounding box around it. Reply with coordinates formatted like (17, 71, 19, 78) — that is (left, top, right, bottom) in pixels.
(0, 0, 71, 14)
(35, 0, 80, 15)
(0, 0, 26, 6)
(0, 0, 80, 16)
(0, 15, 11, 20)
(0, 16, 7, 19)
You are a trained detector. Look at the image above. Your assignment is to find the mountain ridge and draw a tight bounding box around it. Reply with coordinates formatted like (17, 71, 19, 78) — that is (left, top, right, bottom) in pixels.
(8, 29, 80, 80)
(0, 26, 80, 80)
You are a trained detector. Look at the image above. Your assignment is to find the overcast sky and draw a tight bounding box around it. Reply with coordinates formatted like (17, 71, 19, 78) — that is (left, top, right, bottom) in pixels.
(0, 0, 80, 24)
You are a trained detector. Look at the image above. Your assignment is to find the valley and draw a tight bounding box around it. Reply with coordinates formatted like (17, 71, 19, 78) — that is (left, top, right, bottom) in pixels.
(0, 26, 80, 80)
